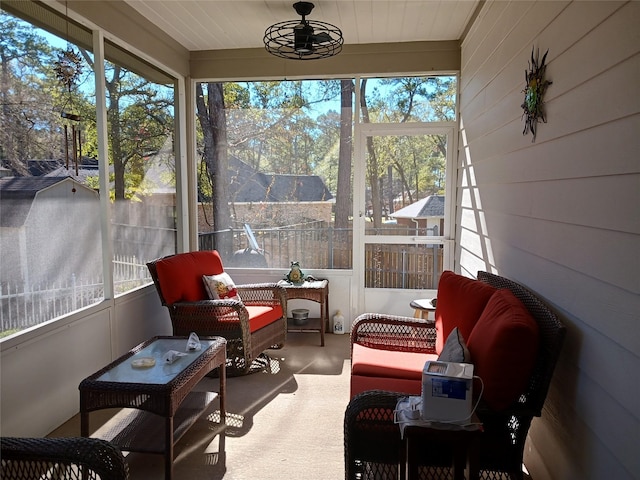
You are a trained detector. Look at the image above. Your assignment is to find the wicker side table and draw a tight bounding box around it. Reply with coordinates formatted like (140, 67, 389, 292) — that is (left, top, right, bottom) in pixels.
(278, 279, 329, 346)
(79, 336, 226, 480)
(345, 390, 483, 480)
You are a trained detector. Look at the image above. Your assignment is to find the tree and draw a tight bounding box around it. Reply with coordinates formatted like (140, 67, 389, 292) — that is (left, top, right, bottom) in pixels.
(359, 76, 455, 226)
(0, 13, 57, 172)
(103, 63, 173, 202)
(334, 79, 353, 230)
(196, 82, 232, 254)
(360, 78, 384, 228)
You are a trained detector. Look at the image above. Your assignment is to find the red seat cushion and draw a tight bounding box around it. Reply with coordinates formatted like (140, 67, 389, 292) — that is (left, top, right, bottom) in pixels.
(434, 271, 497, 354)
(155, 251, 225, 305)
(467, 289, 540, 411)
(246, 305, 284, 332)
(351, 343, 437, 381)
(351, 375, 423, 398)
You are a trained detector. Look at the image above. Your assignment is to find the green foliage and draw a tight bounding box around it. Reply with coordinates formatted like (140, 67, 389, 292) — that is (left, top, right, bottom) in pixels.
(0, 12, 58, 169)
(195, 76, 454, 229)
(1, 11, 176, 206)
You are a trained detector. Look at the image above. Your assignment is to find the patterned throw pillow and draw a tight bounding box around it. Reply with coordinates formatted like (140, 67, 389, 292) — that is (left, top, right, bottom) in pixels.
(202, 272, 241, 301)
(437, 327, 471, 363)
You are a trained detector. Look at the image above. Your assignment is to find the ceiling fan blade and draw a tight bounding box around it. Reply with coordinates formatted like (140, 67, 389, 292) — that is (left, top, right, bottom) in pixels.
(311, 32, 332, 44)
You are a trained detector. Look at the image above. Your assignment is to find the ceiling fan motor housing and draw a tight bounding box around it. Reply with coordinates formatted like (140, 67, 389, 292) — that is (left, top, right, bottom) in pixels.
(294, 23, 315, 53)
(293, 2, 315, 17)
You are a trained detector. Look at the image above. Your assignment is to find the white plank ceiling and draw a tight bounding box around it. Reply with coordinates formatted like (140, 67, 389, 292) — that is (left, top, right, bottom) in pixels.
(124, 0, 480, 52)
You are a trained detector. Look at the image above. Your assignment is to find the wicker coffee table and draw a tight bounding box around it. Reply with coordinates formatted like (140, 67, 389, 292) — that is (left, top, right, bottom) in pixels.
(79, 336, 226, 480)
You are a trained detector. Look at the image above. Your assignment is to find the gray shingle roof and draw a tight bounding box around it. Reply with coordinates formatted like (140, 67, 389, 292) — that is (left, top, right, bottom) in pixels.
(0, 177, 90, 228)
(228, 156, 333, 203)
(390, 194, 445, 219)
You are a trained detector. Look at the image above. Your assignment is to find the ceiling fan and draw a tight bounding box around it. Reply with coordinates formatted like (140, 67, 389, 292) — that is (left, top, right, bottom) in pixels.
(264, 2, 343, 60)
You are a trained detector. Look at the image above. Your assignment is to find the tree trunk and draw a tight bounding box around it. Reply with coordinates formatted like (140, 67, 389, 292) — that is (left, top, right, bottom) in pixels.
(335, 79, 353, 230)
(106, 66, 126, 202)
(360, 79, 382, 228)
(195, 82, 233, 256)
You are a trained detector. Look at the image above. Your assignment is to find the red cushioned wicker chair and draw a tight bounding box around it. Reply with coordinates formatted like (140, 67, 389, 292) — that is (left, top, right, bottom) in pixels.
(147, 250, 287, 375)
(0, 437, 128, 480)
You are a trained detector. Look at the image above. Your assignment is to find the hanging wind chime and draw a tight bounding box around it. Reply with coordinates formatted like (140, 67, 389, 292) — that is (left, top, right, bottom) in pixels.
(53, 5, 83, 175)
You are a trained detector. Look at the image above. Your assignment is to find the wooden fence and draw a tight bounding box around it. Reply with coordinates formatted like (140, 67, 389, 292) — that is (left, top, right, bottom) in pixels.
(365, 244, 443, 289)
(200, 225, 444, 289)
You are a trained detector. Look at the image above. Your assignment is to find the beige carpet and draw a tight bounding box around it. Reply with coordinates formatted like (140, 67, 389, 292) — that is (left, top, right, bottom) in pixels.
(51, 332, 352, 480)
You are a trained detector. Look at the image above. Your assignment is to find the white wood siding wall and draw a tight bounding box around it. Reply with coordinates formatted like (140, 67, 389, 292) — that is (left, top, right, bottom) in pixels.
(458, 1, 639, 478)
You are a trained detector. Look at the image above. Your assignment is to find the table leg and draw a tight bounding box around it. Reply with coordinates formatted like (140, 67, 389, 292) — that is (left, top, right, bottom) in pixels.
(80, 411, 89, 437)
(467, 437, 479, 480)
(453, 450, 466, 480)
(320, 295, 326, 347)
(165, 416, 174, 480)
(219, 360, 226, 425)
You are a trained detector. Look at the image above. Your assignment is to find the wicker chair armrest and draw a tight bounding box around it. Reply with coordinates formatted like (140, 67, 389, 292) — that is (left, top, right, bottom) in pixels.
(236, 283, 287, 308)
(169, 299, 250, 336)
(0, 437, 129, 480)
(345, 389, 403, 423)
(344, 390, 404, 476)
(171, 298, 245, 313)
(351, 312, 437, 355)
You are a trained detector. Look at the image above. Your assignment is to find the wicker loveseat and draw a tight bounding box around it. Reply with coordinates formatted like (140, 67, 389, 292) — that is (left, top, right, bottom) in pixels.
(345, 270, 566, 479)
(147, 250, 287, 375)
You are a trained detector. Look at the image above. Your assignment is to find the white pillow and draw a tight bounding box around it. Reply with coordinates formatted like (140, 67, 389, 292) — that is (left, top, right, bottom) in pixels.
(438, 327, 471, 363)
(203, 272, 241, 301)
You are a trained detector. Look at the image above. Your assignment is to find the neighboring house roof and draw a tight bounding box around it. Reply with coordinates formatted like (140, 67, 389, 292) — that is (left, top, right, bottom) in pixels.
(16, 152, 333, 204)
(228, 156, 333, 203)
(46, 165, 100, 185)
(0, 176, 92, 228)
(28, 159, 62, 176)
(390, 194, 444, 219)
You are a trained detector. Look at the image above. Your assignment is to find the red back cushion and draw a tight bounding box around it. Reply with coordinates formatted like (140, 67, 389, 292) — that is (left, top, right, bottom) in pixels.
(155, 251, 225, 305)
(467, 289, 540, 411)
(434, 271, 497, 354)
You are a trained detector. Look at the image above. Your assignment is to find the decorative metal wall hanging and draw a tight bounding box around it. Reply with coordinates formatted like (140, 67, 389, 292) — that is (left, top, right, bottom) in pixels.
(521, 47, 552, 142)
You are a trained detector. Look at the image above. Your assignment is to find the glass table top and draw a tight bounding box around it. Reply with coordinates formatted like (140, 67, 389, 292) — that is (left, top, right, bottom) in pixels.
(96, 338, 219, 385)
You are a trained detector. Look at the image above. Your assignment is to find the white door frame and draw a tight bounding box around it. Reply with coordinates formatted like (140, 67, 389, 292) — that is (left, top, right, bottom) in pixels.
(352, 121, 457, 316)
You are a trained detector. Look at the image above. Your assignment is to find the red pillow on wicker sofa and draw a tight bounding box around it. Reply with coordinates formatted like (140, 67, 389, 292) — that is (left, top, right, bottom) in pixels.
(467, 289, 540, 411)
(155, 251, 225, 305)
(434, 271, 497, 354)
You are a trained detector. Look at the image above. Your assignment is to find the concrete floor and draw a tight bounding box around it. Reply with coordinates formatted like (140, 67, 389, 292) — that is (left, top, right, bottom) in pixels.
(50, 331, 352, 480)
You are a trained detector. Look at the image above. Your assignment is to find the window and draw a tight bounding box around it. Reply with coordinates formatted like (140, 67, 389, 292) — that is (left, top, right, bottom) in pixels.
(195, 75, 456, 292)
(361, 76, 456, 123)
(103, 41, 178, 295)
(196, 79, 354, 270)
(0, 6, 178, 336)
